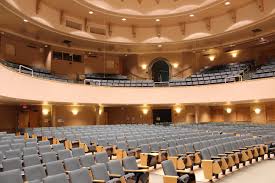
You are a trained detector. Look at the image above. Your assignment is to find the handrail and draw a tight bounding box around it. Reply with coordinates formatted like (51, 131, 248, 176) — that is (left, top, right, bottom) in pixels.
(224, 74, 243, 83)
(19, 65, 34, 77)
(172, 66, 192, 78)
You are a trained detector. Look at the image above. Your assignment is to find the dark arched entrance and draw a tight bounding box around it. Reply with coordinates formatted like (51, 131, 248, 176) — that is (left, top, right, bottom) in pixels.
(151, 59, 170, 82)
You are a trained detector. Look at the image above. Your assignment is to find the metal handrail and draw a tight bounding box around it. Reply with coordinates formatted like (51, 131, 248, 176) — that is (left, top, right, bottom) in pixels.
(18, 65, 34, 77)
(224, 74, 243, 83)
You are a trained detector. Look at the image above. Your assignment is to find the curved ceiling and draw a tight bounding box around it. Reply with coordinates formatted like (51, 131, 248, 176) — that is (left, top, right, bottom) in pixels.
(0, 0, 275, 54)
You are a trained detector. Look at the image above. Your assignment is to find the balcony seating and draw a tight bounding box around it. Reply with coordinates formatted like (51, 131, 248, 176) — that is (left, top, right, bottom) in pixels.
(251, 61, 275, 79)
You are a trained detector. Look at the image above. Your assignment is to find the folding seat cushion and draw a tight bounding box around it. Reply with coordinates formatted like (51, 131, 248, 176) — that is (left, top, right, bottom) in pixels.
(107, 160, 135, 181)
(68, 168, 92, 183)
(95, 152, 109, 164)
(24, 164, 46, 182)
(72, 148, 85, 157)
(162, 160, 195, 183)
(79, 154, 95, 167)
(5, 149, 22, 159)
(64, 157, 81, 171)
(57, 149, 72, 160)
(23, 147, 37, 156)
(184, 144, 201, 166)
(23, 154, 41, 167)
(39, 145, 52, 154)
(46, 160, 65, 176)
(2, 157, 22, 171)
(43, 173, 69, 183)
(41, 152, 57, 163)
(0, 169, 23, 183)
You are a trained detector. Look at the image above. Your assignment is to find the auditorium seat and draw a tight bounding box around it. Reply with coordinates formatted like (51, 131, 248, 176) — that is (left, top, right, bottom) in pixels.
(24, 164, 47, 183)
(0, 169, 23, 183)
(43, 173, 69, 183)
(68, 168, 92, 183)
(45, 161, 65, 176)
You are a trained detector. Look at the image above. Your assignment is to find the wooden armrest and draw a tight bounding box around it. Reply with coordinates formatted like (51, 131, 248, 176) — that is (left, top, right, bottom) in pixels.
(124, 169, 149, 173)
(225, 152, 234, 154)
(92, 180, 105, 183)
(163, 175, 178, 183)
(218, 154, 227, 157)
(232, 150, 241, 152)
(239, 148, 247, 150)
(138, 165, 149, 169)
(109, 174, 121, 178)
(160, 149, 167, 151)
(151, 151, 159, 153)
(186, 152, 194, 155)
(195, 150, 201, 153)
(176, 169, 191, 174)
(211, 156, 221, 160)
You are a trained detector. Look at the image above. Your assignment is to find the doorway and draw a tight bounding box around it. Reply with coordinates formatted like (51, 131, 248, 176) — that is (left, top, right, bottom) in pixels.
(153, 109, 172, 124)
(151, 59, 170, 82)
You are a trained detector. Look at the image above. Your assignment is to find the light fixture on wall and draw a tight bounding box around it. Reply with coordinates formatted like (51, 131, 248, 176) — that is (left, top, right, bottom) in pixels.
(209, 55, 215, 62)
(254, 108, 261, 114)
(142, 108, 149, 115)
(231, 51, 238, 58)
(72, 108, 79, 115)
(175, 107, 182, 114)
(225, 107, 232, 114)
(99, 106, 104, 115)
(173, 63, 179, 68)
(141, 64, 147, 70)
(42, 108, 49, 116)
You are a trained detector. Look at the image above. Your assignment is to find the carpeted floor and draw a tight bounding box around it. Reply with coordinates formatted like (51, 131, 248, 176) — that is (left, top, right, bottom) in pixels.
(149, 157, 275, 183)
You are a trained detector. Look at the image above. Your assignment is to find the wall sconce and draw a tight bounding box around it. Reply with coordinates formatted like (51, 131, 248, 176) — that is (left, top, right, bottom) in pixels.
(173, 63, 179, 68)
(225, 107, 232, 114)
(99, 106, 104, 115)
(175, 107, 182, 114)
(254, 108, 261, 114)
(231, 51, 238, 58)
(209, 55, 215, 61)
(141, 64, 147, 70)
(72, 108, 79, 115)
(42, 108, 49, 116)
(142, 108, 149, 115)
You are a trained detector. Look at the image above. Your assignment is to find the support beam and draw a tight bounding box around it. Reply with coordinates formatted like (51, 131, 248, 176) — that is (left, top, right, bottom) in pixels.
(84, 18, 88, 32)
(156, 25, 161, 38)
(229, 10, 237, 23)
(131, 25, 136, 38)
(59, 10, 64, 24)
(179, 22, 186, 36)
(107, 23, 112, 37)
(35, 0, 42, 14)
(204, 18, 211, 31)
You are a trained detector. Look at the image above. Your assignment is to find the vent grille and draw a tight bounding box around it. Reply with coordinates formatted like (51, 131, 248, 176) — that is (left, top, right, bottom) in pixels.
(66, 20, 82, 30)
(90, 27, 106, 35)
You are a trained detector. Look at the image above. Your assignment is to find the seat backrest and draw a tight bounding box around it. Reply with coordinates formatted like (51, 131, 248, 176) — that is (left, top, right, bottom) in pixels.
(72, 148, 85, 157)
(41, 152, 57, 163)
(39, 145, 52, 154)
(127, 140, 138, 148)
(11, 143, 25, 151)
(215, 144, 225, 154)
(2, 157, 22, 171)
(117, 142, 128, 150)
(57, 149, 72, 160)
(184, 143, 194, 153)
(200, 148, 211, 160)
(38, 140, 50, 146)
(176, 145, 186, 154)
(161, 160, 178, 176)
(0, 144, 11, 154)
(208, 146, 218, 156)
(52, 144, 65, 152)
(24, 164, 46, 182)
(69, 168, 92, 183)
(23, 154, 41, 167)
(95, 152, 109, 164)
(150, 143, 160, 152)
(26, 142, 38, 148)
(23, 147, 37, 156)
(122, 156, 138, 170)
(0, 169, 23, 183)
(80, 154, 95, 167)
(43, 173, 69, 183)
(64, 157, 81, 171)
(90, 163, 110, 181)
(5, 149, 22, 159)
(107, 160, 124, 176)
(167, 147, 178, 156)
(45, 160, 65, 176)
(140, 144, 150, 153)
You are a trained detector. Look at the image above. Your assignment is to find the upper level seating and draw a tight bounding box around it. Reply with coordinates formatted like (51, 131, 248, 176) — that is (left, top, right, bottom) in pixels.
(251, 60, 275, 79)
(169, 61, 253, 87)
(85, 73, 128, 80)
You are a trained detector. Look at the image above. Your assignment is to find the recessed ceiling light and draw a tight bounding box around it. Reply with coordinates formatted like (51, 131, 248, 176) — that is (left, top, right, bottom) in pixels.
(189, 14, 194, 17)
(89, 11, 94, 14)
(44, 45, 48, 48)
(225, 1, 231, 6)
(23, 19, 28, 22)
(122, 18, 127, 21)
(158, 44, 162, 48)
(156, 19, 160, 22)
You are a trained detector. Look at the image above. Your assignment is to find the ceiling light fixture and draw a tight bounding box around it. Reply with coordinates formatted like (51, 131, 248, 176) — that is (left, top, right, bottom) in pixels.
(89, 11, 94, 14)
(122, 18, 127, 21)
(225, 107, 232, 114)
(156, 19, 160, 22)
(225, 1, 231, 6)
(23, 19, 28, 22)
(158, 44, 162, 48)
(254, 108, 261, 114)
(209, 55, 215, 61)
(189, 14, 194, 17)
